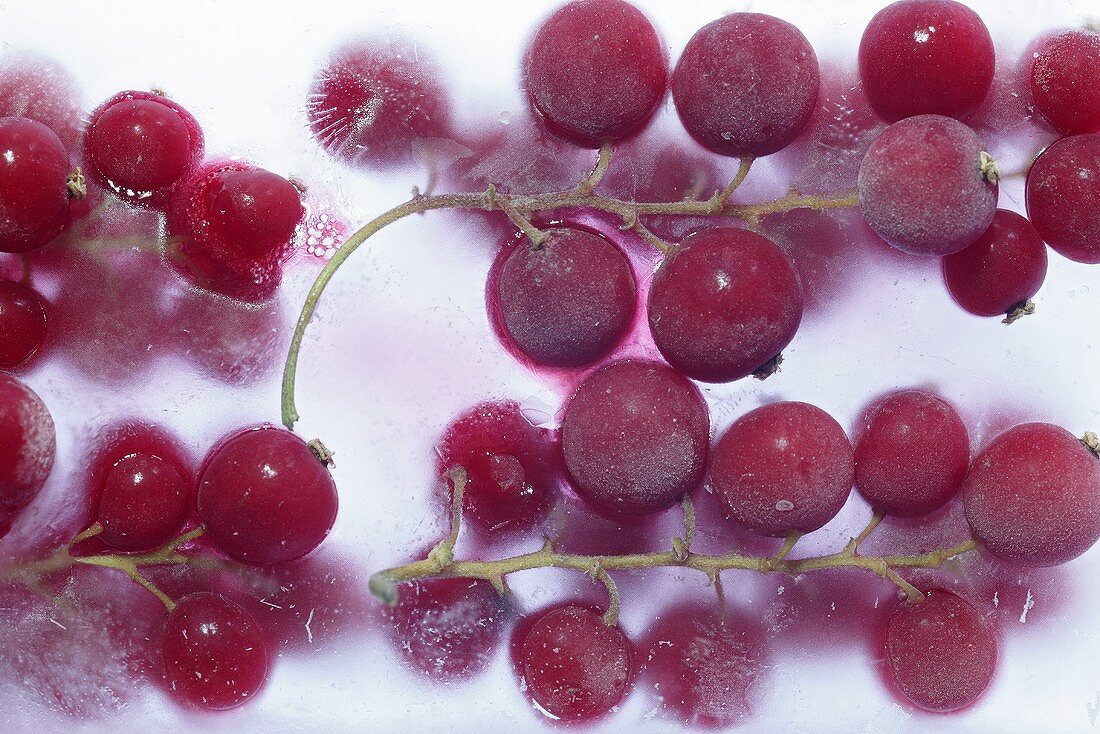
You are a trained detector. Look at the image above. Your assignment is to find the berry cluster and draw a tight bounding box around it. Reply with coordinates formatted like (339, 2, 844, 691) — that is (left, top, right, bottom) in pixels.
(2, 0, 1099, 727)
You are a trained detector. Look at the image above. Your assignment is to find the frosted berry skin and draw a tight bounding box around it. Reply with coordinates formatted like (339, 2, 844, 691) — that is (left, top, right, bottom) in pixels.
(492, 227, 636, 368)
(517, 604, 633, 721)
(562, 359, 710, 515)
(640, 602, 768, 728)
(161, 593, 269, 710)
(712, 401, 854, 537)
(858, 0, 995, 122)
(1029, 30, 1100, 135)
(0, 279, 47, 369)
(96, 453, 189, 552)
(0, 55, 82, 150)
(942, 209, 1048, 318)
(672, 13, 819, 158)
(308, 38, 451, 168)
(1025, 134, 1100, 264)
(382, 578, 505, 681)
(83, 91, 203, 207)
(854, 390, 969, 518)
(963, 423, 1100, 567)
(197, 427, 338, 564)
(524, 0, 667, 147)
(858, 114, 997, 256)
(0, 374, 55, 537)
(0, 117, 72, 253)
(167, 162, 303, 302)
(648, 228, 803, 383)
(437, 401, 559, 532)
(885, 589, 997, 712)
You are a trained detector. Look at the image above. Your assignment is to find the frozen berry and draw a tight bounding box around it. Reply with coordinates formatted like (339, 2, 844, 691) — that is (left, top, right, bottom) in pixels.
(562, 359, 710, 514)
(0, 374, 54, 537)
(1029, 29, 1100, 135)
(712, 401, 854, 537)
(525, 0, 667, 147)
(96, 453, 189, 552)
(0, 279, 47, 369)
(648, 227, 803, 383)
(1025, 133, 1100, 264)
(858, 0, 995, 122)
(84, 91, 203, 207)
(672, 13, 819, 157)
(197, 427, 338, 564)
(963, 423, 1100, 566)
(0, 117, 74, 253)
(885, 589, 997, 712)
(491, 227, 636, 368)
(858, 114, 997, 255)
(854, 390, 970, 517)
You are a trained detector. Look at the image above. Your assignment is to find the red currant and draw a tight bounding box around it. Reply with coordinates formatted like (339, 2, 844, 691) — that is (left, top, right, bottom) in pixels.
(0, 374, 55, 537)
(0, 279, 47, 369)
(0, 117, 74, 253)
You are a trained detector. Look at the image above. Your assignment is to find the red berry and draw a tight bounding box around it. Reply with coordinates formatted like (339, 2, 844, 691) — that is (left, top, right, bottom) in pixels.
(308, 38, 451, 168)
(885, 589, 997, 712)
(0, 279, 46, 369)
(197, 427, 338, 564)
(161, 593, 269, 710)
(437, 401, 559, 532)
(712, 401, 854, 537)
(491, 227, 636, 368)
(562, 359, 710, 515)
(648, 228, 803, 383)
(166, 162, 303, 302)
(516, 604, 634, 721)
(525, 0, 667, 147)
(858, 114, 997, 255)
(0, 374, 54, 537)
(84, 91, 203, 207)
(0, 54, 82, 150)
(640, 603, 768, 728)
(96, 453, 189, 552)
(941, 209, 1048, 317)
(0, 117, 73, 253)
(854, 390, 970, 517)
(1025, 133, 1100, 264)
(382, 578, 505, 681)
(858, 0, 995, 122)
(1029, 30, 1100, 135)
(672, 13, 819, 157)
(963, 423, 1100, 566)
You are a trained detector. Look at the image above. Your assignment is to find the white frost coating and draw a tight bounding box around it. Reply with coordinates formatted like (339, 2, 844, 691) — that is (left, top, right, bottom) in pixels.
(12, 384, 56, 491)
(1019, 589, 1035, 623)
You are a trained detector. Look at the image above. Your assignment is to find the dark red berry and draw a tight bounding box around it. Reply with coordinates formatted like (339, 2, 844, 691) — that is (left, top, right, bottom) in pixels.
(0, 374, 55, 537)
(0, 54, 82, 150)
(858, 114, 997, 255)
(942, 209, 1048, 317)
(166, 162, 303, 302)
(648, 227, 802, 383)
(963, 423, 1100, 566)
(885, 589, 997, 712)
(640, 602, 768, 728)
(382, 578, 505, 681)
(0, 117, 73, 253)
(84, 91, 202, 207)
(562, 359, 710, 515)
(161, 593, 269, 710)
(672, 13, 819, 157)
(0, 279, 47, 368)
(1025, 133, 1100, 264)
(525, 0, 667, 147)
(1029, 29, 1100, 135)
(712, 401, 854, 537)
(437, 401, 559, 532)
(491, 227, 636, 368)
(854, 390, 970, 517)
(517, 604, 633, 721)
(197, 427, 338, 564)
(96, 453, 189, 552)
(308, 38, 451, 168)
(858, 0, 995, 122)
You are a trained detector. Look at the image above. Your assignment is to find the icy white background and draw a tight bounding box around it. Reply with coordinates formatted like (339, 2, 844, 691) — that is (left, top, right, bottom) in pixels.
(2, 0, 1100, 731)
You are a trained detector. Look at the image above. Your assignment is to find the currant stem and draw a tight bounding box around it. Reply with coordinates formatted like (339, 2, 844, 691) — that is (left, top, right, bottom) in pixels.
(710, 156, 754, 212)
(499, 198, 550, 248)
(579, 142, 613, 194)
